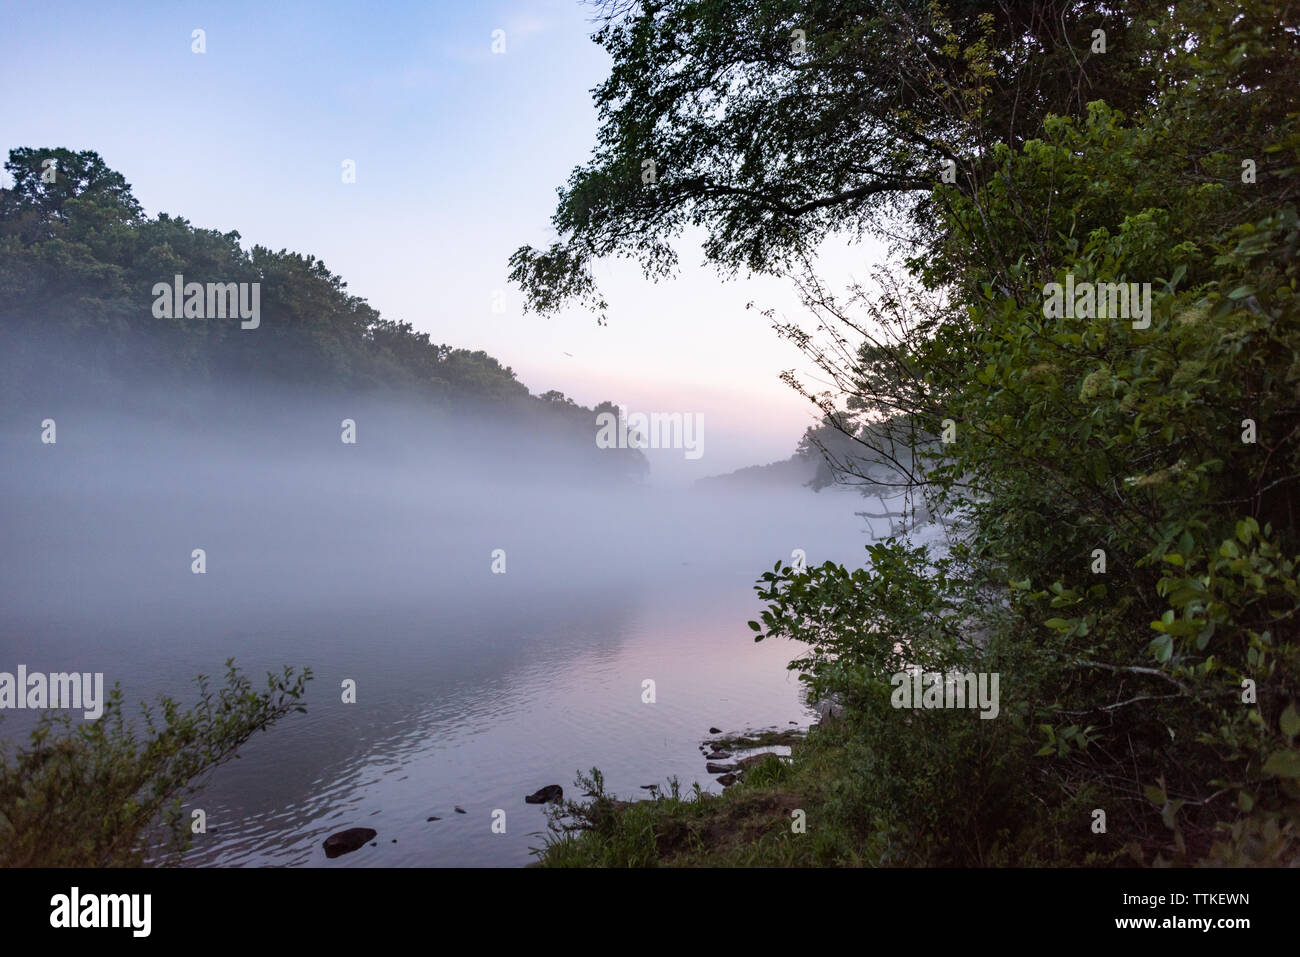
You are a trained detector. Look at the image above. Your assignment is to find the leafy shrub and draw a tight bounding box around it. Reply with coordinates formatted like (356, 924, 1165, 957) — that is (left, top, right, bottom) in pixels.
(0, 660, 310, 866)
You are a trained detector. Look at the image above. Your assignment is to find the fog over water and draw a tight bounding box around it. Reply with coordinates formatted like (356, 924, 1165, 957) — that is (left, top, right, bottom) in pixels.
(0, 380, 882, 865)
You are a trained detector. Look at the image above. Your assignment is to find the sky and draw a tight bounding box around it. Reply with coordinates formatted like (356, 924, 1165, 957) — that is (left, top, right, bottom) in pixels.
(0, 0, 886, 483)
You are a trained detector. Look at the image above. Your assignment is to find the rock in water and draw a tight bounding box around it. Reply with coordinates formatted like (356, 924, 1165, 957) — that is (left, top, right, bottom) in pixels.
(322, 827, 377, 859)
(717, 773, 738, 787)
(706, 762, 737, 774)
(525, 785, 564, 804)
(709, 727, 722, 734)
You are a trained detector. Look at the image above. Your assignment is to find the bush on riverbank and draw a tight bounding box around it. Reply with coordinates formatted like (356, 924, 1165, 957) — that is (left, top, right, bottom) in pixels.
(0, 661, 310, 866)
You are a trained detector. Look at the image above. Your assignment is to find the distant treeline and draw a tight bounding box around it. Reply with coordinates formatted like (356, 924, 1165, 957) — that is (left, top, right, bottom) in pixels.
(0, 147, 646, 479)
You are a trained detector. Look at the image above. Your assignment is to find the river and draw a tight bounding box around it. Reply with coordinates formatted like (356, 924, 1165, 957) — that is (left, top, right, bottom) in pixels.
(0, 420, 879, 865)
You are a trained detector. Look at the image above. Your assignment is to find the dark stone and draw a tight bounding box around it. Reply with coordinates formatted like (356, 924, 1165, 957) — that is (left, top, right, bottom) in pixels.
(426, 816, 441, 822)
(705, 751, 732, 760)
(322, 827, 377, 859)
(709, 727, 722, 734)
(454, 806, 467, 814)
(706, 762, 737, 774)
(640, 784, 658, 790)
(525, 785, 564, 804)
(717, 773, 738, 786)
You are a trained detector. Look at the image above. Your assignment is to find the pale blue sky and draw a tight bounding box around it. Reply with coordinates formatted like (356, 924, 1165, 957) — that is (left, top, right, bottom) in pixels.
(1, 0, 883, 482)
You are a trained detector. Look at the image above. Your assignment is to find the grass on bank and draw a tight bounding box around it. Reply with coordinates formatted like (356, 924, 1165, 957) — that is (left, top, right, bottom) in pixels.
(535, 729, 846, 868)
(532, 700, 1122, 868)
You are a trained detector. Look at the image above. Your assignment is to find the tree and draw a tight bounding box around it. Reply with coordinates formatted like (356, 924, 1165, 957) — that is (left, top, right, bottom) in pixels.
(1, 147, 143, 240)
(509, 0, 1167, 321)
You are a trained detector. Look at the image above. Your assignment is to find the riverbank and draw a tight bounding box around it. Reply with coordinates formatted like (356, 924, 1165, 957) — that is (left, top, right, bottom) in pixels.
(530, 678, 1109, 867)
(532, 717, 863, 867)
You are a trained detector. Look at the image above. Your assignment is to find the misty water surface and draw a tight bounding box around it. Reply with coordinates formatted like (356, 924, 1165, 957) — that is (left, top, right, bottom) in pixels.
(0, 392, 881, 865)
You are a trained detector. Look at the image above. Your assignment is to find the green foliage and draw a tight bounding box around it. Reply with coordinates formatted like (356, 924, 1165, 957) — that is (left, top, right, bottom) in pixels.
(0, 156, 522, 405)
(750, 539, 976, 706)
(535, 0, 1300, 866)
(766, 0, 1300, 864)
(742, 753, 792, 788)
(538, 768, 691, 867)
(0, 145, 650, 479)
(0, 149, 652, 489)
(0, 660, 311, 867)
(536, 714, 1098, 867)
(510, 0, 1168, 317)
(909, 3, 1299, 864)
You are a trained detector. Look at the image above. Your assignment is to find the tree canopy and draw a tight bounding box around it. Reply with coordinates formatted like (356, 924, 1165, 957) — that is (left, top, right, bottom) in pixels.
(509, 0, 1178, 320)
(0, 146, 648, 480)
(521, 0, 1300, 864)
